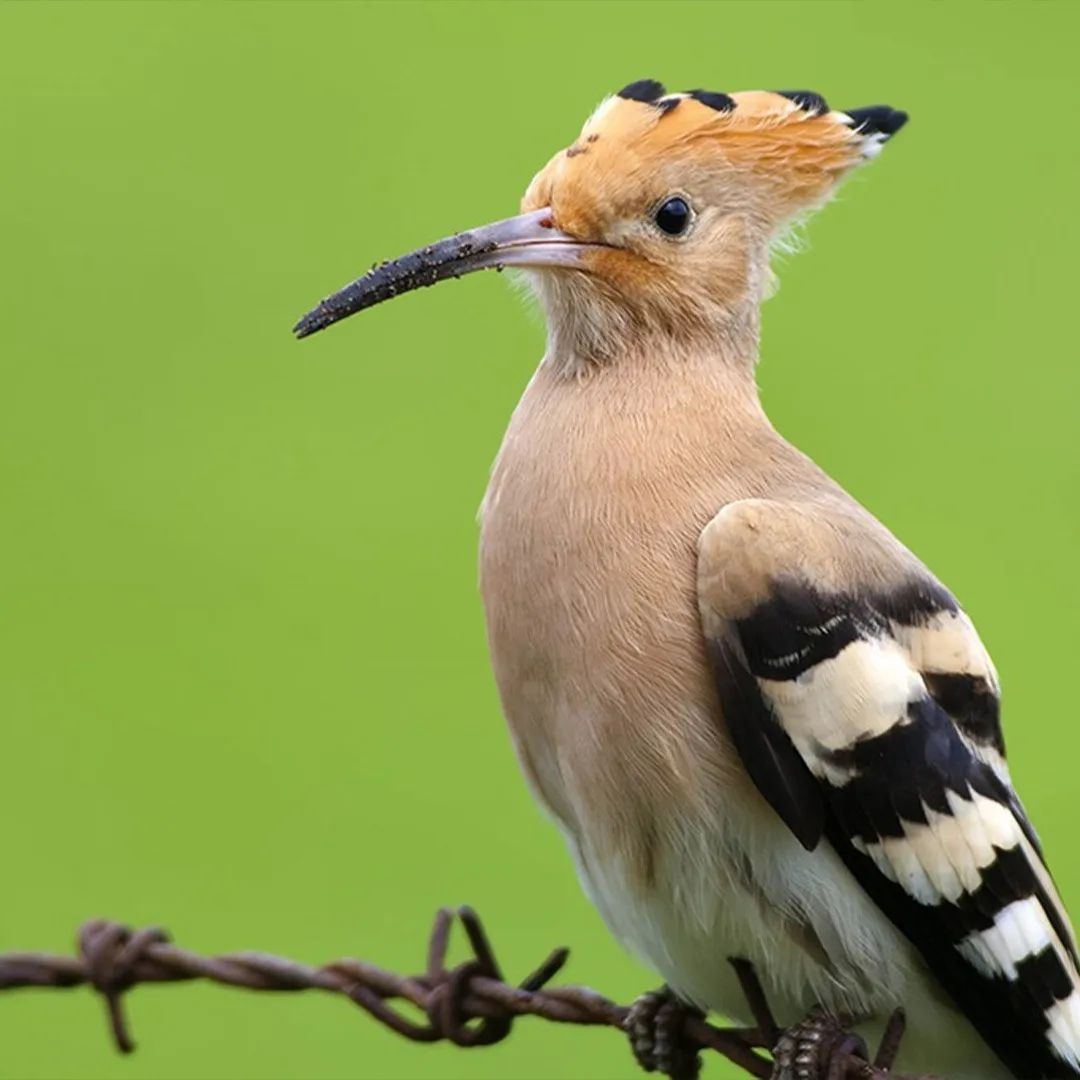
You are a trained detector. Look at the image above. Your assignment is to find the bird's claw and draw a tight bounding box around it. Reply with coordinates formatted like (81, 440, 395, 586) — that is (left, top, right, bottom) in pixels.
(624, 985, 704, 1080)
(770, 1006, 869, 1080)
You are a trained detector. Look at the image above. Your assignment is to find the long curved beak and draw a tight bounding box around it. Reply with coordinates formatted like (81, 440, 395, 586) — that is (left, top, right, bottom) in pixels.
(293, 208, 596, 339)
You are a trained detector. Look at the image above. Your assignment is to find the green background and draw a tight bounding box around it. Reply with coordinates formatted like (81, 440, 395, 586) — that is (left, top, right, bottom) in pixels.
(2, 2, 1078, 1078)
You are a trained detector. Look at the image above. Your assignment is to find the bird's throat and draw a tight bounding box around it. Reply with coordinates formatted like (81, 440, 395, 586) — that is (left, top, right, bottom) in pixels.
(527, 270, 764, 377)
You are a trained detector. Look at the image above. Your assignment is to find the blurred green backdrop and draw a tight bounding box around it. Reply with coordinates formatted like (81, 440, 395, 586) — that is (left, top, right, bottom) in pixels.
(2, 2, 1079, 1078)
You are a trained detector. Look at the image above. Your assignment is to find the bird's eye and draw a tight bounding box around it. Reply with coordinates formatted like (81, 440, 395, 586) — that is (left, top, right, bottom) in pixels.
(654, 197, 692, 236)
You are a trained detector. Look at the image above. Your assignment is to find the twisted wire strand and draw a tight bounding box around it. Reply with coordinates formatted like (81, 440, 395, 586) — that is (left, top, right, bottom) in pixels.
(0, 906, 938, 1080)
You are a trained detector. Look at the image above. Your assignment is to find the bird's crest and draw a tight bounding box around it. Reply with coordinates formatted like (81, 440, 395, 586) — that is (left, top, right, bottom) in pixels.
(561, 80, 908, 222)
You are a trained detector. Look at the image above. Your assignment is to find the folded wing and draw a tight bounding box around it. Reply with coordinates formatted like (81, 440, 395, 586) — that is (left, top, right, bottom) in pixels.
(699, 498, 1080, 1078)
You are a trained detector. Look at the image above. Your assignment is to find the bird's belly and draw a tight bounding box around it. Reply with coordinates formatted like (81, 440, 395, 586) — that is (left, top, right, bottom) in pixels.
(567, 791, 1009, 1080)
(490, 651, 1007, 1077)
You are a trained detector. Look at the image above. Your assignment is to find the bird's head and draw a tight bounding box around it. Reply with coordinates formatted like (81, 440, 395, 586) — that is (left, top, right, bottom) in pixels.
(295, 81, 906, 364)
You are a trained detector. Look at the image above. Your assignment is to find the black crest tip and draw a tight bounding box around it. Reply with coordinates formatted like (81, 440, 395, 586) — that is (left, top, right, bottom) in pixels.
(845, 105, 909, 138)
(617, 79, 666, 103)
(688, 89, 735, 113)
(775, 89, 829, 115)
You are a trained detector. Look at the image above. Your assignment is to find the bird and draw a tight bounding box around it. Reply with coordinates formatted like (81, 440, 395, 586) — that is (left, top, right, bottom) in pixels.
(294, 81, 1080, 1080)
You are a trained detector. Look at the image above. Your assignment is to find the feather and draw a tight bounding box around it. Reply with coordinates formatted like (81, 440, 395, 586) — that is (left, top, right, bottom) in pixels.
(701, 513, 1080, 1078)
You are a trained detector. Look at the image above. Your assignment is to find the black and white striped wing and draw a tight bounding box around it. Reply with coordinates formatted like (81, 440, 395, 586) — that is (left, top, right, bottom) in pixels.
(706, 573, 1080, 1078)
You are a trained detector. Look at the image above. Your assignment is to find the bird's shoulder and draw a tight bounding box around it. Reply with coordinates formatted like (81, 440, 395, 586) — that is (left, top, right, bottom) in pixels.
(696, 493, 1007, 809)
(697, 494, 997, 706)
(698, 494, 937, 617)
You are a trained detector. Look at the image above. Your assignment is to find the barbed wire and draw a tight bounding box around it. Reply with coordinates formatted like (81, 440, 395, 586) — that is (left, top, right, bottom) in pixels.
(0, 906, 938, 1080)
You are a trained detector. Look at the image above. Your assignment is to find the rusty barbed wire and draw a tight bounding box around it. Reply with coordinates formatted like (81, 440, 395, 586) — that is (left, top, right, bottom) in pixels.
(0, 906, 938, 1080)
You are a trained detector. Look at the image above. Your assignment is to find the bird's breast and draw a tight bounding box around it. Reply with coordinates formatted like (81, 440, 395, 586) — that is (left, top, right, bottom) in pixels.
(477, 361, 763, 876)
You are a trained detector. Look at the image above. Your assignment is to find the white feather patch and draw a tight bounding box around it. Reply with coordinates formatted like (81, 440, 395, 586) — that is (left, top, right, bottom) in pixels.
(891, 821, 965, 904)
(859, 132, 888, 160)
(970, 791, 1022, 850)
(837, 112, 891, 160)
(1046, 991, 1080, 1066)
(857, 792, 1020, 907)
(760, 637, 922, 756)
(881, 832, 941, 903)
(956, 898, 1054, 980)
(1019, 828, 1080, 961)
(896, 609, 998, 684)
(924, 800, 992, 895)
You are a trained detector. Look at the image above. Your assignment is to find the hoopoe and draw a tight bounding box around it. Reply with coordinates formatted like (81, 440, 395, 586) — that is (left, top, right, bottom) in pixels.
(295, 81, 1080, 1079)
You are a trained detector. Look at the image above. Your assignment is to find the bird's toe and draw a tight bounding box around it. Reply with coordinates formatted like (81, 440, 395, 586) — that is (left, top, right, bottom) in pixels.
(770, 1006, 869, 1080)
(623, 985, 703, 1080)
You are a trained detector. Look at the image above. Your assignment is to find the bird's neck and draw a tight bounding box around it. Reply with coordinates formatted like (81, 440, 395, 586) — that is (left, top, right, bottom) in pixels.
(536, 277, 764, 380)
(488, 282, 783, 534)
(496, 327, 776, 517)
(536, 342, 769, 441)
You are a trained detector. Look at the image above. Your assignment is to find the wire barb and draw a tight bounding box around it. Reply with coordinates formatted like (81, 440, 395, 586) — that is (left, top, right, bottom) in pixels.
(0, 907, 942, 1080)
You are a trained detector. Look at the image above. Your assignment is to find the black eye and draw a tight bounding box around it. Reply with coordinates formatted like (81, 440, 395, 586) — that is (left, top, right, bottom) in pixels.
(655, 196, 691, 236)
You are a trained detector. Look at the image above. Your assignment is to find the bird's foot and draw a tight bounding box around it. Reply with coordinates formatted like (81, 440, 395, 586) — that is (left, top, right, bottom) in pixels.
(623, 985, 704, 1080)
(770, 1006, 870, 1080)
